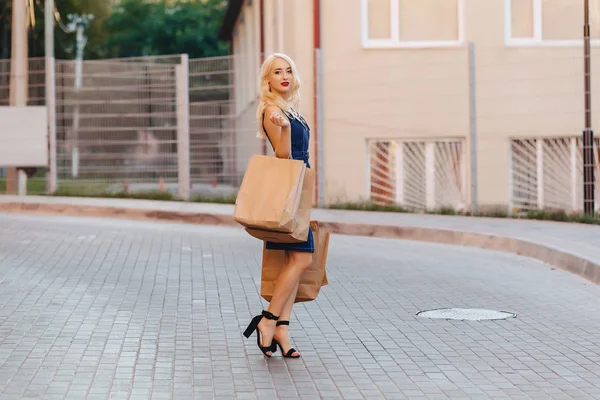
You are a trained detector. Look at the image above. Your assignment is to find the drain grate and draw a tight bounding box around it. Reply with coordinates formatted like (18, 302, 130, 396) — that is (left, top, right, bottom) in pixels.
(417, 308, 516, 321)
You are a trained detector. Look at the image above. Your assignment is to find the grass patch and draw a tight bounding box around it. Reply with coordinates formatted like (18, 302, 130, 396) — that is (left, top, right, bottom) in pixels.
(328, 201, 409, 213)
(524, 209, 600, 225)
(0, 178, 48, 194)
(327, 201, 600, 225)
(191, 194, 237, 204)
(53, 187, 176, 201)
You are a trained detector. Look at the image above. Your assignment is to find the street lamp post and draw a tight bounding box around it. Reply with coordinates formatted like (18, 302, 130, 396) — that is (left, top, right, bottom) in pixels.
(66, 14, 93, 178)
(584, 0, 595, 215)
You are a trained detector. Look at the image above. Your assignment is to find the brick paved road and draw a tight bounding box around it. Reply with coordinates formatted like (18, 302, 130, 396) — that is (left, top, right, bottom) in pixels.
(0, 213, 599, 400)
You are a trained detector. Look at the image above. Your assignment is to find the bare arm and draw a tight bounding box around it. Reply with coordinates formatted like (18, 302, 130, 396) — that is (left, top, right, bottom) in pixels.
(263, 106, 291, 159)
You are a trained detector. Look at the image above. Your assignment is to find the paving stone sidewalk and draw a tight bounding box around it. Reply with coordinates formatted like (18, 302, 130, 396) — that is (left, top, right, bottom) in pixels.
(1, 195, 599, 265)
(1, 213, 599, 399)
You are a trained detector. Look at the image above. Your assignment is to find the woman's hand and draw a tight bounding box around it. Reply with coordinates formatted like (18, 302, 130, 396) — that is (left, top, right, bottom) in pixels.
(269, 111, 290, 128)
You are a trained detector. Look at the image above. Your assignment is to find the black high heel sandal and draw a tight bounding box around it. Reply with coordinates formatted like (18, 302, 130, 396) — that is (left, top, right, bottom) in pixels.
(243, 310, 279, 357)
(272, 320, 301, 358)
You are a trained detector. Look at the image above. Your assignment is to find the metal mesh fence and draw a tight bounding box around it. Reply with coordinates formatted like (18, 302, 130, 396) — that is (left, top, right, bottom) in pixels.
(0, 59, 8, 106)
(0, 54, 258, 200)
(189, 56, 233, 192)
(55, 58, 179, 195)
(188, 55, 262, 200)
(0, 57, 46, 106)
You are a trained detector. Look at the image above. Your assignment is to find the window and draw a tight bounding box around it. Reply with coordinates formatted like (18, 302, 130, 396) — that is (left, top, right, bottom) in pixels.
(506, 0, 600, 45)
(362, 0, 465, 48)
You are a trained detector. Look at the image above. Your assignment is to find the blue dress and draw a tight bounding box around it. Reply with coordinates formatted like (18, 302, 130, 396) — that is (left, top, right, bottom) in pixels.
(263, 110, 315, 253)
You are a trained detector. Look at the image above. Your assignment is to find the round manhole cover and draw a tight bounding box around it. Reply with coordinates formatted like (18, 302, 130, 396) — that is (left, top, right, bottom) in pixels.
(417, 308, 516, 321)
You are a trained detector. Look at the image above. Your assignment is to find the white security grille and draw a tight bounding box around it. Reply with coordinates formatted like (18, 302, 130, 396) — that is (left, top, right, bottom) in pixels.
(368, 139, 467, 211)
(369, 140, 396, 205)
(510, 137, 600, 213)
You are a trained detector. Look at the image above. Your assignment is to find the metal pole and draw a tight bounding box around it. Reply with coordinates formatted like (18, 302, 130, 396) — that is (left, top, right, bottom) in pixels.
(71, 22, 85, 178)
(46, 0, 57, 193)
(45, 0, 54, 58)
(583, 0, 595, 214)
(176, 54, 190, 201)
(316, 48, 325, 208)
(468, 42, 479, 215)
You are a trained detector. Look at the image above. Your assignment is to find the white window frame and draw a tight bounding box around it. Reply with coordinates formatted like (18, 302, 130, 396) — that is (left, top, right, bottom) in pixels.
(505, 0, 600, 47)
(361, 0, 466, 49)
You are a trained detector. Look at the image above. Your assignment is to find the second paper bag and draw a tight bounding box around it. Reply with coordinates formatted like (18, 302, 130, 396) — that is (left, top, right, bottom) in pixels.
(260, 221, 330, 303)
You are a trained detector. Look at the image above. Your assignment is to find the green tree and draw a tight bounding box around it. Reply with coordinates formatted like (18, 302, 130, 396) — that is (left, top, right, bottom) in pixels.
(104, 0, 228, 58)
(0, 0, 113, 59)
(0, 0, 11, 59)
(39, 0, 113, 59)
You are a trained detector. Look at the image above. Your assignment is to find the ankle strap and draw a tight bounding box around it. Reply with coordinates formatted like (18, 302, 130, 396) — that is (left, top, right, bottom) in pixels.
(276, 320, 289, 326)
(262, 310, 279, 320)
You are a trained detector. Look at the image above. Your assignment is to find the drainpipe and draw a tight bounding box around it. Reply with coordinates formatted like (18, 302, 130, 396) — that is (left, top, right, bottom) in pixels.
(229, 40, 238, 188)
(260, 0, 266, 156)
(313, 0, 324, 207)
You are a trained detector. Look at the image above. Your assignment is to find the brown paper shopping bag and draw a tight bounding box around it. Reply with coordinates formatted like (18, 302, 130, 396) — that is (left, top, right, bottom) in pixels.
(244, 168, 315, 243)
(260, 221, 330, 303)
(233, 154, 306, 233)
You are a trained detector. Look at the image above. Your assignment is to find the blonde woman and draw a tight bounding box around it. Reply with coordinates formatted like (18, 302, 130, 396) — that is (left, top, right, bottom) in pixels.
(243, 53, 313, 359)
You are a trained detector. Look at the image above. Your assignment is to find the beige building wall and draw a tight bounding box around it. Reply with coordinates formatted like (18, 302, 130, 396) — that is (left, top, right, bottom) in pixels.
(228, 0, 600, 210)
(467, 0, 600, 207)
(321, 0, 600, 209)
(322, 0, 469, 204)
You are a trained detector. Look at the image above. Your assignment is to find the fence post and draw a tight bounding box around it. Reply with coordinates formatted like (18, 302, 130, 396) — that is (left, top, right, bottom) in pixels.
(536, 139, 544, 209)
(425, 142, 436, 210)
(395, 141, 404, 205)
(46, 57, 57, 194)
(176, 54, 190, 201)
(570, 138, 578, 212)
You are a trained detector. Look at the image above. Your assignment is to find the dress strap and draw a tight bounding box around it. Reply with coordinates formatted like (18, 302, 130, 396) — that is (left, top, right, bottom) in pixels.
(261, 113, 275, 152)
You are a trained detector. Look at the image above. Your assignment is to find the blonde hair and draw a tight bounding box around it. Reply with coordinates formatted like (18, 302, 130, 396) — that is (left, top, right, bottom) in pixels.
(256, 53, 301, 139)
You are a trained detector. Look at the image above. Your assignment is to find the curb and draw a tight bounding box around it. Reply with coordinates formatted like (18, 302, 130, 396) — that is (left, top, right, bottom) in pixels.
(1, 201, 598, 285)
